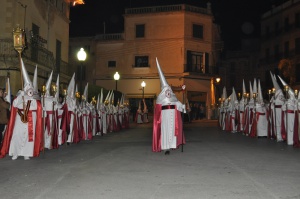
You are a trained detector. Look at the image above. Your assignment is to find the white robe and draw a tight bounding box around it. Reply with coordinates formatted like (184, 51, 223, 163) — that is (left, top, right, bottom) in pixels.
(161, 101, 185, 150)
(9, 95, 37, 157)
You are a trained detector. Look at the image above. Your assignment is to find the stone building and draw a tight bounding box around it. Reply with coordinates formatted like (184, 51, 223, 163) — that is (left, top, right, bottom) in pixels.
(0, 0, 73, 95)
(70, 3, 222, 119)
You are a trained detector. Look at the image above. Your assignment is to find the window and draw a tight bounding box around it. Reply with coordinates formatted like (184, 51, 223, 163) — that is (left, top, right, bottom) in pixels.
(193, 24, 203, 39)
(284, 41, 289, 58)
(108, 61, 116, 68)
(134, 56, 149, 67)
(136, 24, 145, 38)
(186, 51, 204, 73)
(295, 38, 300, 54)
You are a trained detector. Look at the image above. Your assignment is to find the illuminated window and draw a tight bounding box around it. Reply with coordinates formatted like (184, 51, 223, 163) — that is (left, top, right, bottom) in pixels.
(136, 24, 145, 38)
(193, 24, 203, 39)
(134, 56, 149, 67)
(108, 61, 116, 68)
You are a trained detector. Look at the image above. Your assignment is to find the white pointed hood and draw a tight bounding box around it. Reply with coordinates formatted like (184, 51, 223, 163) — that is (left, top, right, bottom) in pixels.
(45, 71, 53, 97)
(155, 57, 178, 104)
(253, 78, 257, 95)
(100, 88, 103, 105)
(156, 57, 169, 90)
(33, 65, 38, 93)
(242, 79, 246, 95)
(4, 77, 11, 105)
(270, 71, 281, 91)
(249, 81, 253, 99)
(257, 79, 264, 103)
(67, 73, 75, 99)
(55, 74, 59, 100)
(222, 86, 227, 100)
(278, 75, 295, 100)
(96, 94, 100, 110)
(104, 90, 111, 105)
(83, 83, 89, 101)
(21, 58, 34, 97)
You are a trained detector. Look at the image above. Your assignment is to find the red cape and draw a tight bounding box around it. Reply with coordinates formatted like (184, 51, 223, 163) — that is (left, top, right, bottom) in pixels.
(0, 100, 43, 158)
(152, 104, 185, 152)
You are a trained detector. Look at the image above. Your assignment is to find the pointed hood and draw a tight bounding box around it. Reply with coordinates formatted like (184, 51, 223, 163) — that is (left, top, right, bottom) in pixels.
(257, 79, 264, 103)
(270, 71, 281, 91)
(231, 87, 238, 106)
(242, 79, 246, 95)
(100, 88, 103, 105)
(67, 73, 75, 99)
(55, 74, 59, 100)
(156, 57, 169, 90)
(33, 65, 38, 93)
(249, 81, 253, 99)
(278, 75, 295, 99)
(138, 100, 142, 110)
(155, 57, 179, 104)
(4, 77, 11, 104)
(104, 90, 111, 105)
(21, 58, 34, 96)
(45, 71, 53, 97)
(97, 94, 100, 110)
(252, 78, 257, 95)
(143, 98, 147, 111)
(83, 83, 89, 101)
(221, 86, 227, 101)
(111, 91, 114, 105)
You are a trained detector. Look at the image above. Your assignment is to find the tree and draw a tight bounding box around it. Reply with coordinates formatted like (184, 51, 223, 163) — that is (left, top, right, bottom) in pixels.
(278, 58, 295, 86)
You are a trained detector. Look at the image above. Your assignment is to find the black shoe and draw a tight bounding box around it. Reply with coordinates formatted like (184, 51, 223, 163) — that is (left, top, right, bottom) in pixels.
(164, 150, 170, 155)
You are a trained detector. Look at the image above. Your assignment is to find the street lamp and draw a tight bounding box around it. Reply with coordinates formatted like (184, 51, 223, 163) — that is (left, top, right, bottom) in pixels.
(114, 72, 120, 91)
(141, 80, 146, 99)
(13, 24, 26, 88)
(77, 48, 87, 96)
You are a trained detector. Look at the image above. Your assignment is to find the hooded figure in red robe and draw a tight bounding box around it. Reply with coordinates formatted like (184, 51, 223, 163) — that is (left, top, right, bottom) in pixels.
(0, 58, 43, 160)
(152, 58, 186, 154)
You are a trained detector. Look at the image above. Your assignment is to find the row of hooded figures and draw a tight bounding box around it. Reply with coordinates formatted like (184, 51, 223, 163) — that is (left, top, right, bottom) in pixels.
(135, 99, 149, 124)
(218, 71, 300, 147)
(0, 58, 130, 160)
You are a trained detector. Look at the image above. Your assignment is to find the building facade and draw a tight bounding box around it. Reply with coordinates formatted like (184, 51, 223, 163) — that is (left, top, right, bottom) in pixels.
(70, 3, 222, 118)
(260, 0, 300, 89)
(0, 0, 73, 95)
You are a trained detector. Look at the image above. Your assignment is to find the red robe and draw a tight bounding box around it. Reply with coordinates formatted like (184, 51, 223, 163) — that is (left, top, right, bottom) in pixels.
(152, 104, 185, 152)
(0, 100, 43, 158)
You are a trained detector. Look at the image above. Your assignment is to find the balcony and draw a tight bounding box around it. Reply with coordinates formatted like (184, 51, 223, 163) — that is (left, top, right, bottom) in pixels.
(95, 33, 124, 41)
(184, 64, 218, 74)
(125, 4, 210, 15)
(0, 38, 70, 75)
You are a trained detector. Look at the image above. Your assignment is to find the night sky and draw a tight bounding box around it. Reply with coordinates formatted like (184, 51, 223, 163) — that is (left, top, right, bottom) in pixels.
(69, 0, 287, 50)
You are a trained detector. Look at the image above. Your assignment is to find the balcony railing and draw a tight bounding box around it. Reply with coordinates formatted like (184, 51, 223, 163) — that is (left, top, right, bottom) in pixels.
(0, 38, 70, 75)
(184, 64, 218, 74)
(95, 33, 124, 41)
(125, 4, 210, 15)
